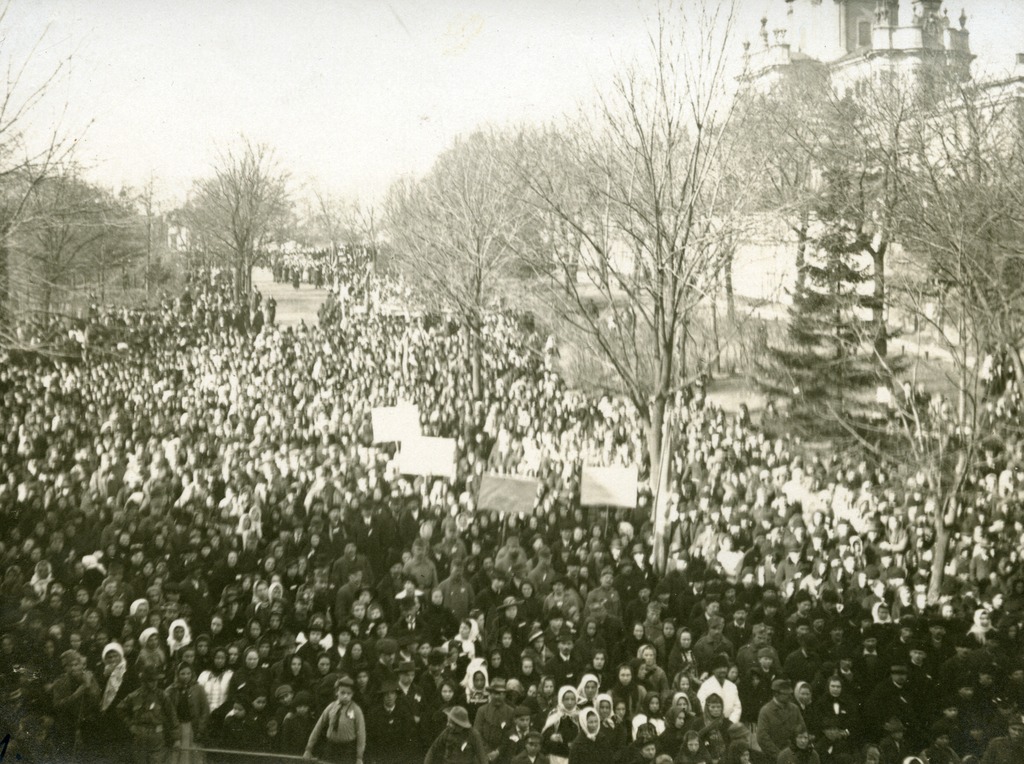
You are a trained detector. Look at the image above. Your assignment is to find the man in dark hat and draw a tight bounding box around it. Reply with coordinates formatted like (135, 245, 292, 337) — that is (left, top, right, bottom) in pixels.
(365, 677, 418, 764)
(544, 626, 580, 688)
(864, 663, 916, 745)
(474, 677, 515, 762)
(424, 705, 487, 764)
(305, 675, 366, 764)
(756, 677, 804, 761)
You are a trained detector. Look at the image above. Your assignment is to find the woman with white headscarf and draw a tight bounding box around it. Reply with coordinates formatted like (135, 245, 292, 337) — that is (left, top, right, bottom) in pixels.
(167, 618, 193, 657)
(137, 627, 167, 678)
(967, 608, 994, 647)
(461, 657, 489, 722)
(568, 706, 604, 764)
(93, 642, 133, 761)
(542, 686, 581, 764)
(576, 673, 600, 708)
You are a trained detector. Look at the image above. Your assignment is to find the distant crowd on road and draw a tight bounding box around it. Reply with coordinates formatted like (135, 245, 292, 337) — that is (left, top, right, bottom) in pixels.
(2, 256, 1024, 764)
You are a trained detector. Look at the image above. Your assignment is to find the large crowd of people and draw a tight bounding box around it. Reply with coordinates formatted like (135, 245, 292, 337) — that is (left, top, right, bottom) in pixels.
(1, 259, 1023, 764)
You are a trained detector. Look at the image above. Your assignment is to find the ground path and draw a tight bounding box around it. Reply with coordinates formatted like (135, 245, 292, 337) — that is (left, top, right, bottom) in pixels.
(253, 267, 330, 327)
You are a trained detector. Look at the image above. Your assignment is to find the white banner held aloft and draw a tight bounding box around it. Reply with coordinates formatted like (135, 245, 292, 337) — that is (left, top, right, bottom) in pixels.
(580, 465, 639, 508)
(398, 436, 457, 480)
(478, 473, 540, 515)
(371, 405, 422, 443)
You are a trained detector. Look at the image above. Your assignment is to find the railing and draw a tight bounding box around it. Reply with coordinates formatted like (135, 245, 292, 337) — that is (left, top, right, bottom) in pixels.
(179, 746, 325, 763)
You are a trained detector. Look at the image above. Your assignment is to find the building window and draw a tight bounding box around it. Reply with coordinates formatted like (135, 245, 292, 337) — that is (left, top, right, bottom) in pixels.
(858, 20, 872, 48)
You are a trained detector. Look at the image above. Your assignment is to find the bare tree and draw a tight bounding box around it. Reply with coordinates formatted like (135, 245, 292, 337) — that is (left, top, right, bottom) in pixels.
(385, 129, 535, 400)
(878, 78, 1024, 601)
(515, 0, 745, 491)
(186, 139, 291, 299)
(0, 3, 74, 327)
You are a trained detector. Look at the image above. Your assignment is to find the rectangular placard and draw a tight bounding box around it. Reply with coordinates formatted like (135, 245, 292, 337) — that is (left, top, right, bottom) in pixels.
(580, 465, 638, 508)
(478, 473, 540, 514)
(398, 436, 457, 480)
(371, 404, 422, 443)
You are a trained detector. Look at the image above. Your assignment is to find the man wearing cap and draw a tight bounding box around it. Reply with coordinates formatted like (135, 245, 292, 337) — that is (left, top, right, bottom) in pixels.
(736, 623, 781, 677)
(365, 677, 418, 764)
(509, 730, 547, 764)
(697, 654, 742, 724)
(439, 559, 475, 622)
(424, 706, 488, 764)
(756, 678, 804, 762)
(119, 664, 179, 764)
(982, 714, 1024, 763)
(370, 638, 399, 690)
(305, 675, 366, 764)
(496, 705, 535, 764)
(584, 567, 622, 621)
(863, 662, 915, 745)
(52, 649, 101, 760)
(475, 677, 516, 762)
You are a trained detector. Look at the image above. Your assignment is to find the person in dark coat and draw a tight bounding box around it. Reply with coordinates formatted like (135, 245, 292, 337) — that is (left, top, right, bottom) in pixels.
(365, 678, 418, 764)
(424, 705, 488, 764)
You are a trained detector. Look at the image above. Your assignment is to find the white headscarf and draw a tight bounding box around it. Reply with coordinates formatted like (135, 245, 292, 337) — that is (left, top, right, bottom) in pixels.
(461, 657, 489, 703)
(101, 642, 126, 711)
(578, 707, 601, 741)
(576, 673, 600, 704)
(543, 686, 580, 732)
(167, 618, 193, 654)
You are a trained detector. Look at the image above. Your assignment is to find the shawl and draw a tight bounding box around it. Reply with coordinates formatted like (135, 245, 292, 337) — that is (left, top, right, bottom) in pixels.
(101, 642, 127, 711)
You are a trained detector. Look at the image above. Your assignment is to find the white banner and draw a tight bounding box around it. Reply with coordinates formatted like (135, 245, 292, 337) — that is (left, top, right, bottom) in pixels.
(371, 405, 422, 443)
(398, 436, 457, 480)
(580, 465, 638, 508)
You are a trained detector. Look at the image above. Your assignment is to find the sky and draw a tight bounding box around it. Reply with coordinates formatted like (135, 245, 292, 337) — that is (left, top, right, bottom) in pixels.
(5, 0, 1024, 209)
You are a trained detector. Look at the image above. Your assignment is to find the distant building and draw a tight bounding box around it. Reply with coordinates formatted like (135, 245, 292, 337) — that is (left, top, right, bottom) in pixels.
(740, 0, 973, 94)
(730, 0, 1024, 303)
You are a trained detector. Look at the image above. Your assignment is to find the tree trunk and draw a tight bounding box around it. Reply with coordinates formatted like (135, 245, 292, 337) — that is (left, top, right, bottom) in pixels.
(872, 241, 888, 358)
(795, 221, 809, 294)
(927, 522, 949, 605)
(0, 235, 9, 328)
(645, 403, 665, 499)
(724, 248, 735, 323)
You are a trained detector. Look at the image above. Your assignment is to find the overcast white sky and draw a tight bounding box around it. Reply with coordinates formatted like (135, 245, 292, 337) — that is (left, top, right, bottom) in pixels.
(6, 0, 1024, 208)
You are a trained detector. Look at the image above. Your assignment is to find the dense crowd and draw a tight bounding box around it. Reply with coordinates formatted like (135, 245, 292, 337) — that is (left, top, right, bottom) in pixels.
(1, 261, 1024, 764)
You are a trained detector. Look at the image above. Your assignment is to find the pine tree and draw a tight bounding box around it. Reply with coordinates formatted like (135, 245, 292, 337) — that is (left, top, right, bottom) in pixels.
(759, 168, 885, 436)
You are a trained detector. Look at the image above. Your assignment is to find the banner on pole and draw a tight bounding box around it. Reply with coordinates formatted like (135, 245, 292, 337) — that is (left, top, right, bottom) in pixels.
(478, 473, 540, 515)
(371, 405, 422, 443)
(398, 436, 456, 480)
(580, 465, 638, 508)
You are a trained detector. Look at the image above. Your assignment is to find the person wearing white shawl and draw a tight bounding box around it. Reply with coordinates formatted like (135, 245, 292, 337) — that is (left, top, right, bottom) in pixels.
(100, 643, 127, 711)
(167, 618, 193, 657)
(967, 608, 994, 646)
(542, 686, 580, 764)
(95, 642, 132, 761)
(461, 657, 489, 720)
(568, 707, 604, 764)
(576, 673, 600, 708)
(453, 618, 481, 660)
